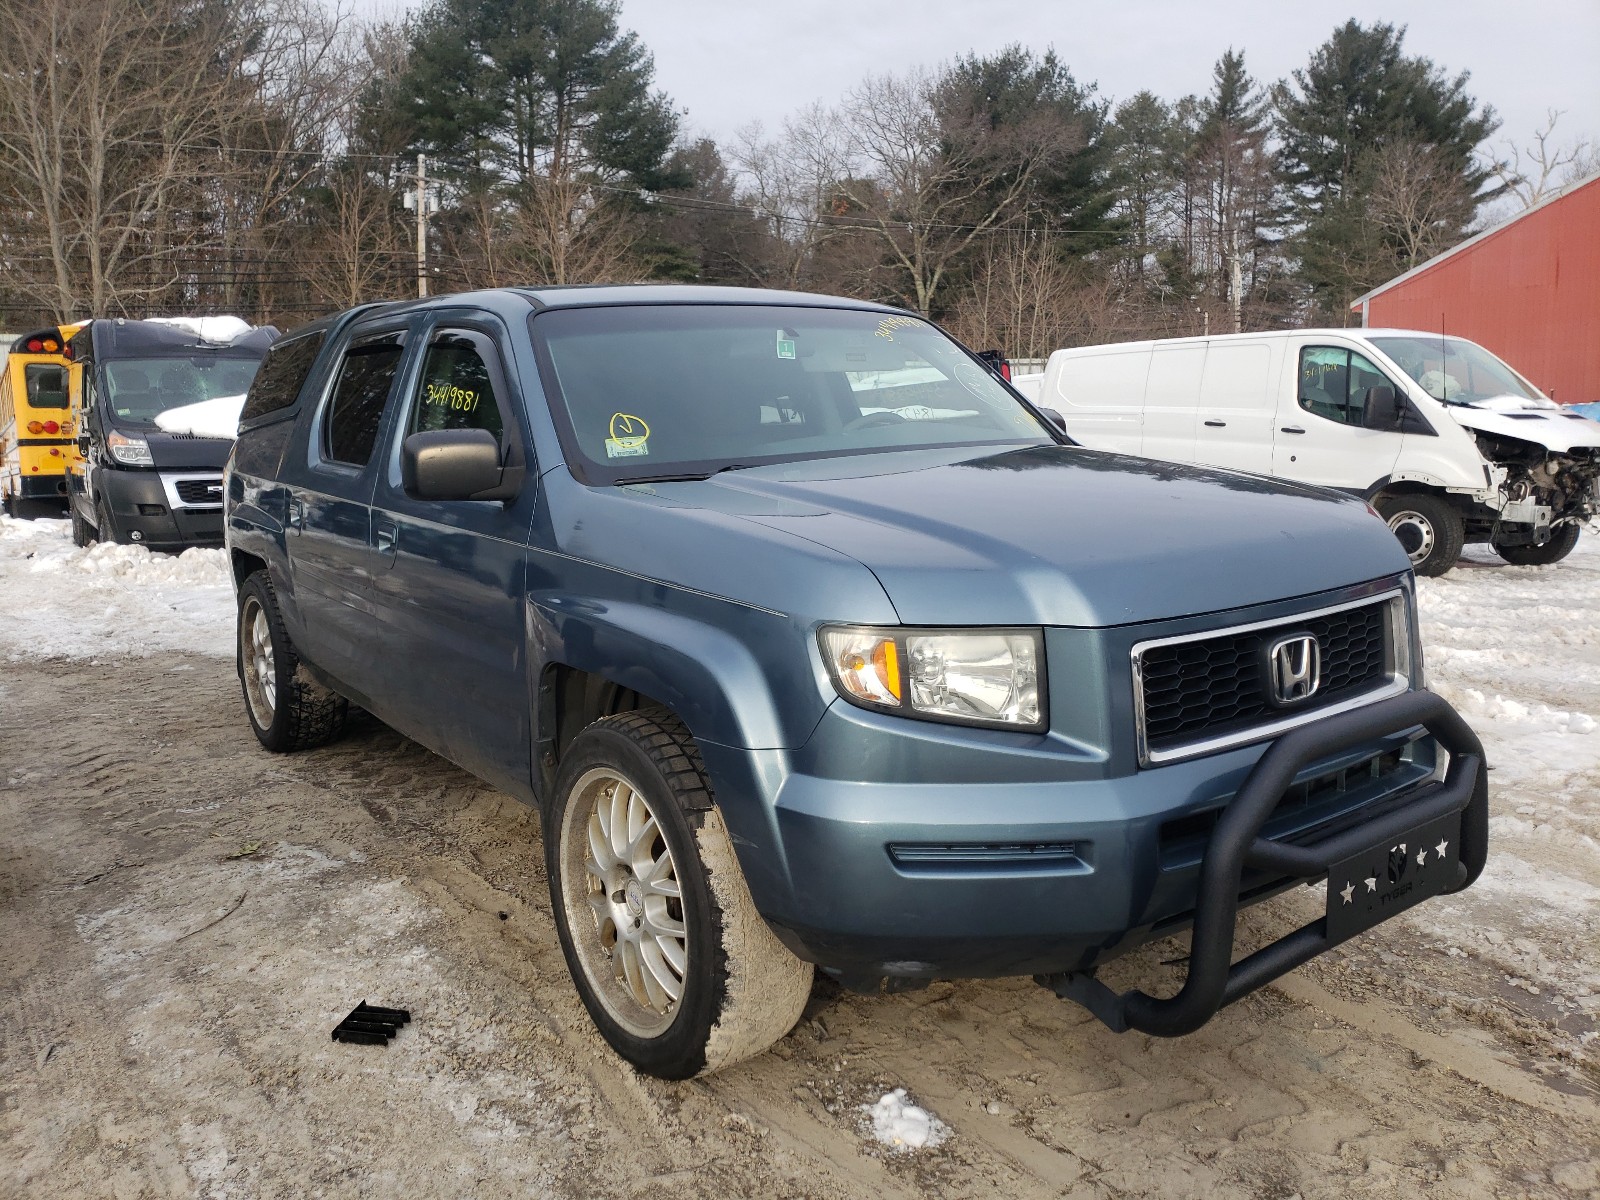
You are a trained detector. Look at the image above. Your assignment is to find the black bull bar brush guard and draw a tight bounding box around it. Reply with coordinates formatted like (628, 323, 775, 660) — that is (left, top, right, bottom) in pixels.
(1039, 689, 1489, 1036)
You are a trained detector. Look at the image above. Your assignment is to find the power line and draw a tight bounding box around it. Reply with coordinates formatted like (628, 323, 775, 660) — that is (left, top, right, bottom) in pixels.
(7, 131, 1123, 238)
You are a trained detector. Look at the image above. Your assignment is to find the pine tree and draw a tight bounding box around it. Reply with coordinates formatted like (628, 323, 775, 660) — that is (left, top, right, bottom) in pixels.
(380, 0, 683, 285)
(940, 47, 1119, 253)
(1274, 20, 1498, 313)
(1106, 91, 1181, 281)
(1189, 49, 1278, 330)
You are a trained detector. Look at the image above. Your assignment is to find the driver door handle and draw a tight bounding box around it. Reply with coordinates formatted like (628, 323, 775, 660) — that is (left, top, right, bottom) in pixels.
(1280, 425, 1306, 434)
(375, 519, 398, 558)
(1204, 419, 1226, 428)
(287, 498, 305, 529)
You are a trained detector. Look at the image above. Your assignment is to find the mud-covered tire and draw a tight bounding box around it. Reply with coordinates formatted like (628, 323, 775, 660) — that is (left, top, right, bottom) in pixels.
(1495, 523, 1580, 566)
(71, 502, 95, 547)
(236, 571, 348, 752)
(1376, 493, 1464, 577)
(546, 708, 813, 1079)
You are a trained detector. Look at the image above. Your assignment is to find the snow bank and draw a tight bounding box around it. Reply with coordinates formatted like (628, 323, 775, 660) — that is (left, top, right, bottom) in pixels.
(861, 1088, 949, 1151)
(144, 315, 253, 344)
(154, 394, 246, 440)
(0, 516, 233, 661)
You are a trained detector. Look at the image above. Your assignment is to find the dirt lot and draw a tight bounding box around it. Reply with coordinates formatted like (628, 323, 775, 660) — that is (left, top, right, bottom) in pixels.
(2, 537, 1599, 1197)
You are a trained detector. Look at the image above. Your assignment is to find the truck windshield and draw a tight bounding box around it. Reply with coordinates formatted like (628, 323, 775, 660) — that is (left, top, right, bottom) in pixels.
(530, 305, 1051, 482)
(102, 356, 263, 428)
(1369, 336, 1543, 405)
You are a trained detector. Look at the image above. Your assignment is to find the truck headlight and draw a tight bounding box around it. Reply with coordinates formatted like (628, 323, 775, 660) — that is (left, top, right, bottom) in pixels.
(820, 626, 1046, 731)
(106, 430, 153, 466)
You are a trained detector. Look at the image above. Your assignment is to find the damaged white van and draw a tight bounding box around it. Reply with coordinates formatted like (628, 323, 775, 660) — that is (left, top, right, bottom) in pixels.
(1015, 330, 1600, 575)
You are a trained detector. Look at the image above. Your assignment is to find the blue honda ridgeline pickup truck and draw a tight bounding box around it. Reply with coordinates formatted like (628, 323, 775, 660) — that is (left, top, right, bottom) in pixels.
(225, 286, 1487, 1079)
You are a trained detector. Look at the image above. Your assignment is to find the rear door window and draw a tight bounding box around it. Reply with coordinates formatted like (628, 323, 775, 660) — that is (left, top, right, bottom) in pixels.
(243, 331, 326, 422)
(324, 332, 406, 466)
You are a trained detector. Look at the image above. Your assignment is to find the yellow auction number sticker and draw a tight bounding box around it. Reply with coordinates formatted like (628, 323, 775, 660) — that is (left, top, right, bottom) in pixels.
(426, 382, 480, 412)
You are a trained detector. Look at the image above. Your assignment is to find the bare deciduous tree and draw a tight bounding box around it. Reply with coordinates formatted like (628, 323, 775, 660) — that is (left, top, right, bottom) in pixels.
(1490, 109, 1597, 209)
(0, 0, 256, 318)
(944, 231, 1080, 359)
(1367, 140, 1477, 269)
(730, 108, 850, 288)
(500, 176, 643, 286)
(828, 69, 1079, 317)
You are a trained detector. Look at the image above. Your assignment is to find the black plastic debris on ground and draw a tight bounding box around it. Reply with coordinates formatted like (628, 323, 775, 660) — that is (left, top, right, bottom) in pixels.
(332, 1001, 411, 1046)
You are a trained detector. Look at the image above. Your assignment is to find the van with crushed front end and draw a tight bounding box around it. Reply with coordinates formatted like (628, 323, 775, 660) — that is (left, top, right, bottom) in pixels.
(1014, 329, 1600, 575)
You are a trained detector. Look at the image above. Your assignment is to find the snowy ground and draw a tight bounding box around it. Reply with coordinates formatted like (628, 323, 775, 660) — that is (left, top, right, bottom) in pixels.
(0, 517, 232, 663)
(1408, 541, 1600, 1062)
(1, 514, 1598, 1198)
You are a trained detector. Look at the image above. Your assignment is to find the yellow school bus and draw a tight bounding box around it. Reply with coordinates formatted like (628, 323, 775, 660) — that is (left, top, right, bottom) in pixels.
(1, 323, 85, 517)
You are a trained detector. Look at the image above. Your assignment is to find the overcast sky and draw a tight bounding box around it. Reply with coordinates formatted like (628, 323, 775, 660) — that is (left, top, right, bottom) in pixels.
(361, 0, 1600, 168)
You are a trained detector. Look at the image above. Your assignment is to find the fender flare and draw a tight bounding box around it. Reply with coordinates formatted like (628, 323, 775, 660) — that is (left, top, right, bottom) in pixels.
(529, 596, 818, 753)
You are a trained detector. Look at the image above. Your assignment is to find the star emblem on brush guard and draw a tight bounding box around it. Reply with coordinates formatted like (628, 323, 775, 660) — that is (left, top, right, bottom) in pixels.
(1339, 881, 1355, 905)
(1365, 876, 1378, 893)
(1436, 838, 1449, 859)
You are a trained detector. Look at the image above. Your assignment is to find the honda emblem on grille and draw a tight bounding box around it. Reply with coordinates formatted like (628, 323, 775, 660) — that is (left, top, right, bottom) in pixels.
(1265, 633, 1321, 706)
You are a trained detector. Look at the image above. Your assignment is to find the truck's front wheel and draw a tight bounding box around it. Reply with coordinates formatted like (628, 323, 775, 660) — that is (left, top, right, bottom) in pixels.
(1495, 522, 1580, 566)
(1376, 493, 1464, 577)
(547, 709, 813, 1079)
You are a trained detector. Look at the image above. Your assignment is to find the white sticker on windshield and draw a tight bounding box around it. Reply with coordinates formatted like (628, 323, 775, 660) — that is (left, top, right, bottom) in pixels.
(606, 413, 650, 458)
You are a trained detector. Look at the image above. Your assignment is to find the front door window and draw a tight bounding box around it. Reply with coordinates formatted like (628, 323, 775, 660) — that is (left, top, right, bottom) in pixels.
(1298, 346, 1394, 427)
(408, 333, 506, 446)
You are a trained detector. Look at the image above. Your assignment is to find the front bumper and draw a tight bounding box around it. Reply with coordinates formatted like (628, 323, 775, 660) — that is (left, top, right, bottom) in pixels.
(1039, 689, 1485, 1035)
(99, 468, 224, 549)
(703, 689, 1484, 1014)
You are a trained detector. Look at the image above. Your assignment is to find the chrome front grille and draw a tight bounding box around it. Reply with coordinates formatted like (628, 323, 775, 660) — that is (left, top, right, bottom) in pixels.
(1132, 591, 1410, 766)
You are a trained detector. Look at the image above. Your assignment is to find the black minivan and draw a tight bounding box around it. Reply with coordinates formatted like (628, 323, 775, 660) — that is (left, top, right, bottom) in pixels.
(65, 318, 276, 549)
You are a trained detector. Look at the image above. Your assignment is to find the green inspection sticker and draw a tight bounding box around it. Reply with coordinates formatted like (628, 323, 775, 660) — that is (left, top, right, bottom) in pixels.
(776, 332, 796, 360)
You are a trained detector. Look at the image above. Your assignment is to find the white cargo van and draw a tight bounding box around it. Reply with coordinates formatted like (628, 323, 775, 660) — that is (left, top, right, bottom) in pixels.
(1014, 330, 1600, 575)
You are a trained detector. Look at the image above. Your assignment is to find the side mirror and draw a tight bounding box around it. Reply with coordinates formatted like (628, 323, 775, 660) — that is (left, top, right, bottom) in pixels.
(1038, 406, 1069, 434)
(1362, 385, 1402, 432)
(402, 429, 521, 501)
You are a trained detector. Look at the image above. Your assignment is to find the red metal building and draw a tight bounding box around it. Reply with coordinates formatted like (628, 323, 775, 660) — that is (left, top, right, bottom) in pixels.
(1353, 171, 1600, 405)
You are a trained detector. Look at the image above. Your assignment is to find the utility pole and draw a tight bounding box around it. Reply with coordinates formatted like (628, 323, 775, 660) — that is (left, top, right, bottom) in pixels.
(415, 153, 428, 298)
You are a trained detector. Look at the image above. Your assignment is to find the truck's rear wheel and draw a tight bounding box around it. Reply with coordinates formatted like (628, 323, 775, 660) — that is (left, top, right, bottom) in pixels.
(547, 709, 813, 1079)
(1376, 494, 1463, 577)
(236, 571, 348, 752)
(1495, 523, 1580, 566)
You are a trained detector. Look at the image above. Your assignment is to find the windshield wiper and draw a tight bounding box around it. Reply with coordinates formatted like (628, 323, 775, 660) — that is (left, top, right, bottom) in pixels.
(614, 463, 762, 485)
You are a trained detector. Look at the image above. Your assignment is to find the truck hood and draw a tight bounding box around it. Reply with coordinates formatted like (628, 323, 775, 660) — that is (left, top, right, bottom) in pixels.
(645, 444, 1411, 627)
(1444, 396, 1600, 454)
